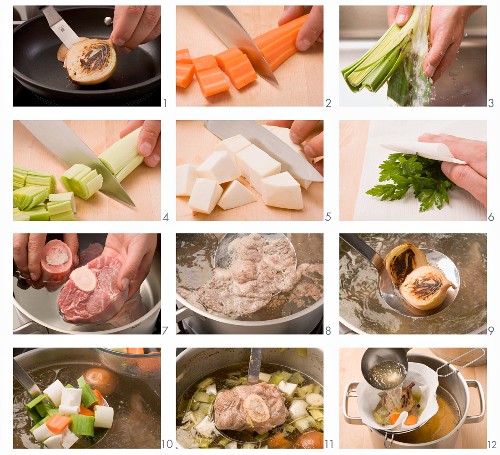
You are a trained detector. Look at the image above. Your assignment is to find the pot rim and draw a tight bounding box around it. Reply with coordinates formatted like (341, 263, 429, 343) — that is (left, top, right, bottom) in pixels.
(177, 294, 323, 326)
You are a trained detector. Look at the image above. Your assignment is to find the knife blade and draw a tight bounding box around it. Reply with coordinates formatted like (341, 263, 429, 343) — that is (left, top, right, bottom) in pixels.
(205, 120, 323, 182)
(194, 6, 277, 85)
(41, 6, 80, 49)
(20, 120, 135, 207)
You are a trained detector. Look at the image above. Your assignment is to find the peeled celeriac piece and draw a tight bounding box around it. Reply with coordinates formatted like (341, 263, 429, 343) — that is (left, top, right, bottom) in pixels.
(176, 164, 197, 196)
(188, 178, 223, 214)
(32, 423, 53, 442)
(99, 127, 143, 182)
(61, 164, 103, 200)
(400, 265, 455, 310)
(384, 242, 428, 287)
(93, 405, 114, 428)
(261, 172, 303, 210)
(214, 134, 251, 159)
(196, 150, 241, 184)
(44, 434, 64, 449)
(13, 186, 49, 211)
(61, 428, 79, 449)
(217, 180, 256, 210)
(65, 39, 117, 85)
(236, 145, 281, 194)
(43, 380, 64, 407)
(61, 387, 82, 407)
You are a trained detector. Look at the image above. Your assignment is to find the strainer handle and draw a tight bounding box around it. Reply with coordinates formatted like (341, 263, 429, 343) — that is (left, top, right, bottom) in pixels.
(383, 432, 395, 449)
(464, 380, 485, 424)
(343, 382, 364, 424)
(436, 348, 486, 377)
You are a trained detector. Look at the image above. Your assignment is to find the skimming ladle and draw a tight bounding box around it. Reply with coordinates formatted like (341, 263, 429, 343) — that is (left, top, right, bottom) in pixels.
(339, 234, 460, 317)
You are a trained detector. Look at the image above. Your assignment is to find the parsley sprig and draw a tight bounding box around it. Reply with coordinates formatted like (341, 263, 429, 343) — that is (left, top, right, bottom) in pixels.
(366, 153, 453, 212)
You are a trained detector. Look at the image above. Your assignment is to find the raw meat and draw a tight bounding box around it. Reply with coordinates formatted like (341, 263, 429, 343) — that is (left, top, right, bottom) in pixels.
(214, 382, 288, 434)
(107, 292, 148, 328)
(79, 243, 104, 266)
(58, 255, 128, 324)
(41, 239, 73, 282)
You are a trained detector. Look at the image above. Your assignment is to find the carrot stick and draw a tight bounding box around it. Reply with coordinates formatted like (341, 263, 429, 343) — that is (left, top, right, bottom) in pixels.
(92, 389, 105, 406)
(254, 14, 309, 49)
(192, 55, 218, 73)
(222, 53, 257, 89)
(46, 415, 71, 434)
(176, 62, 195, 88)
(79, 405, 95, 416)
(196, 67, 230, 97)
(389, 413, 401, 424)
(176, 48, 192, 63)
(260, 28, 302, 71)
(404, 415, 418, 425)
(127, 348, 145, 354)
(215, 48, 243, 72)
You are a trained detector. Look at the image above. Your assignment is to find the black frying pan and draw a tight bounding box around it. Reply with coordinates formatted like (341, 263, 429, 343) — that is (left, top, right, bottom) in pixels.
(13, 6, 161, 105)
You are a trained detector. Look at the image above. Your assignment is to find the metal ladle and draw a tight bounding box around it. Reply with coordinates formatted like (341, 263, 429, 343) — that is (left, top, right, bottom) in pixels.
(339, 234, 460, 318)
(361, 348, 410, 390)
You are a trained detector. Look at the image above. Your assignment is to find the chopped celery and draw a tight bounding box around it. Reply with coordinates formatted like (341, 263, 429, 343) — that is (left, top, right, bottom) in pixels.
(13, 208, 30, 221)
(61, 164, 103, 200)
(115, 155, 144, 182)
(288, 372, 305, 385)
(26, 394, 47, 410)
(280, 370, 292, 381)
(309, 409, 324, 421)
(194, 437, 213, 448)
(47, 200, 72, 216)
(198, 402, 212, 416)
(312, 385, 321, 394)
(297, 384, 314, 398)
(191, 401, 200, 411)
(98, 127, 142, 177)
(77, 376, 98, 408)
(69, 414, 95, 437)
(269, 373, 285, 385)
(14, 205, 49, 221)
(218, 438, 231, 447)
(13, 166, 28, 189)
(14, 166, 56, 193)
(35, 402, 54, 418)
(193, 391, 211, 403)
(197, 377, 214, 389)
(49, 192, 76, 213)
(49, 211, 76, 221)
(13, 186, 49, 210)
(46, 408, 60, 416)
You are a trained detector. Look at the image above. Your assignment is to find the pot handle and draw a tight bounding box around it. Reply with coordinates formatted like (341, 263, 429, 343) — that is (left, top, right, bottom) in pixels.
(176, 304, 198, 323)
(343, 381, 364, 424)
(13, 320, 49, 334)
(464, 380, 485, 424)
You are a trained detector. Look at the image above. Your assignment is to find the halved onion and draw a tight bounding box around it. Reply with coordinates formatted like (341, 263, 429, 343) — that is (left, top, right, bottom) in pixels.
(65, 38, 117, 85)
(384, 242, 428, 287)
(57, 37, 88, 63)
(400, 265, 455, 310)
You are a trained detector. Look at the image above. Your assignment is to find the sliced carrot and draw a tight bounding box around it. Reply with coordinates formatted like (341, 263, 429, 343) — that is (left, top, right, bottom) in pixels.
(192, 55, 218, 73)
(196, 67, 230, 97)
(79, 405, 94, 416)
(127, 348, 145, 354)
(254, 14, 309, 49)
(92, 389, 105, 406)
(267, 431, 294, 449)
(404, 415, 418, 426)
(215, 48, 243, 72)
(388, 413, 401, 425)
(46, 414, 71, 434)
(176, 48, 192, 64)
(260, 28, 301, 71)
(222, 53, 257, 89)
(176, 63, 195, 88)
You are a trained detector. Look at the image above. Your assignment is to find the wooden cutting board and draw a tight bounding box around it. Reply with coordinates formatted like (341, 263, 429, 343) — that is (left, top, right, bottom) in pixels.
(176, 6, 323, 106)
(14, 120, 160, 221)
(339, 348, 487, 449)
(176, 120, 323, 221)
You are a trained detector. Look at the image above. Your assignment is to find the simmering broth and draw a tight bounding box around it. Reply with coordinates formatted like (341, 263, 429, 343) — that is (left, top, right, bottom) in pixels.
(13, 363, 161, 449)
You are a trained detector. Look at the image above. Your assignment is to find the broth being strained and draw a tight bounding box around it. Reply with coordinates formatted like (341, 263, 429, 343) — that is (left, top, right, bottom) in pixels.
(13, 363, 160, 449)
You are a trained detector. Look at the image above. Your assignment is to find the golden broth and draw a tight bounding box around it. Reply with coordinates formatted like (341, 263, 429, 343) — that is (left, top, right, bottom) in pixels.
(394, 387, 459, 444)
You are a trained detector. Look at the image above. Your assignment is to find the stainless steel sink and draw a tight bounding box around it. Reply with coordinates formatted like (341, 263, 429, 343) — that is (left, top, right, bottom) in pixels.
(339, 6, 487, 107)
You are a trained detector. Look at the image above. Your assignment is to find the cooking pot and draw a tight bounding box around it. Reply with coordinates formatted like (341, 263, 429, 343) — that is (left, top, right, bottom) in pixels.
(13, 234, 161, 334)
(176, 233, 323, 334)
(339, 233, 487, 334)
(343, 353, 485, 448)
(14, 348, 161, 449)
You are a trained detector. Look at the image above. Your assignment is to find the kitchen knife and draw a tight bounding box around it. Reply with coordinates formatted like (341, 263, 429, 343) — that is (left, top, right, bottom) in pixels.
(193, 6, 277, 85)
(41, 6, 80, 49)
(20, 120, 135, 207)
(205, 120, 323, 182)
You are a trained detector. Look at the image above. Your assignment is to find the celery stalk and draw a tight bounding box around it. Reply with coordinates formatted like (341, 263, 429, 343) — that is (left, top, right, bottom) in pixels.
(50, 211, 76, 221)
(47, 201, 72, 216)
(70, 415, 95, 437)
(99, 127, 143, 178)
(14, 166, 56, 193)
(13, 208, 30, 221)
(115, 154, 144, 182)
(13, 186, 49, 210)
(49, 192, 76, 213)
(77, 376, 98, 408)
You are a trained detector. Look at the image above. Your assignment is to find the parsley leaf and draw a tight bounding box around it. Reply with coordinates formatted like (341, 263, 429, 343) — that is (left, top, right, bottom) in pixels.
(366, 153, 454, 212)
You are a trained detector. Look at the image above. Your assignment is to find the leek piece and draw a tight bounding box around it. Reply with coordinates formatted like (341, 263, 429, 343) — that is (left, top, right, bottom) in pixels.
(26, 394, 48, 423)
(99, 127, 143, 177)
(309, 409, 324, 421)
(50, 211, 76, 221)
(115, 154, 144, 182)
(61, 164, 103, 200)
(47, 201, 73, 216)
(26, 394, 47, 409)
(280, 370, 292, 381)
(49, 192, 76, 213)
(269, 373, 285, 385)
(288, 372, 305, 385)
(13, 166, 28, 189)
(342, 5, 431, 103)
(69, 414, 95, 437)
(77, 376, 98, 408)
(13, 186, 49, 210)
(13, 208, 30, 221)
(46, 408, 60, 416)
(14, 166, 56, 193)
(28, 205, 50, 221)
(197, 377, 214, 389)
(193, 391, 211, 403)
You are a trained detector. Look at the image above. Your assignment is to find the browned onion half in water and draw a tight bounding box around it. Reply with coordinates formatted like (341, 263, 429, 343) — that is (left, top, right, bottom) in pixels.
(65, 38, 117, 85)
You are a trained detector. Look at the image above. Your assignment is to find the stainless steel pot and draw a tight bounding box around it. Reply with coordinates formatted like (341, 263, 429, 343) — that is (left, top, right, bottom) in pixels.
(13, 234, 161, 334)
(343, 353, 485, 448)
(14, 348, 161, 449)
(176, 234, 323, 334)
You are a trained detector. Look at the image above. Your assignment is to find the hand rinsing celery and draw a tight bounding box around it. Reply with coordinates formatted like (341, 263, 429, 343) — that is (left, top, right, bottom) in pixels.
(26, 375, 114, 449)
(342, 6, 432, 106)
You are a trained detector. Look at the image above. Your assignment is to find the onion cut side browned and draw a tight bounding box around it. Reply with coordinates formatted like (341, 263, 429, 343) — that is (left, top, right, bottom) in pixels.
(57, 37, 88, 63)
(65, 38, 117, 85)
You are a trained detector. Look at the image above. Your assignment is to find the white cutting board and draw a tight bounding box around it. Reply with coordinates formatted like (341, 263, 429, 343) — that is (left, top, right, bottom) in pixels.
(353, 120, 487, 221)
